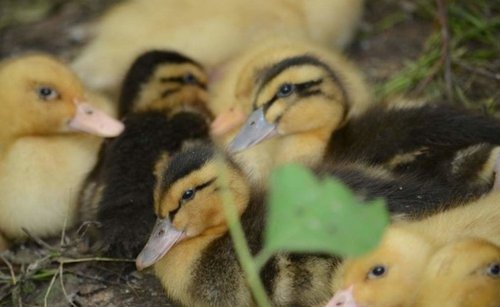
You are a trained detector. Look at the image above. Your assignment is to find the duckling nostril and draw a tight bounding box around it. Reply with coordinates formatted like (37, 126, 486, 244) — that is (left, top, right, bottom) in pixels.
(85, 109, 94, 115)
(158, 229, 165, 236)
(250, 121, 255, 126)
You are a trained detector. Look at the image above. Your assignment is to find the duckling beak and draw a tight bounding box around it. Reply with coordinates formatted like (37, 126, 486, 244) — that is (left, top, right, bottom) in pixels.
(228, 107, 278, 152)
(210, 106, 246, 136)
(68, 101, 125, 137)
(135, 217, 186, 271)
(325, 285, 357, 307)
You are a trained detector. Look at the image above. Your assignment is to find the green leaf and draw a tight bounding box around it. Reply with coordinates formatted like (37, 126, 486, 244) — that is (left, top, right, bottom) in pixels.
(264, 164, 389, 258)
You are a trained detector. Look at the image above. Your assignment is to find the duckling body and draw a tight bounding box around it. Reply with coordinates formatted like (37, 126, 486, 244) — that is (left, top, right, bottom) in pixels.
(72, 0, 364, 96)
(79, 50, 212, 258)
(0, 55, 123, 248)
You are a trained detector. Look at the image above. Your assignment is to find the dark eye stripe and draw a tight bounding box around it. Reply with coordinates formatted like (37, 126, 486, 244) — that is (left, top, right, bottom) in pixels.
(168, 177, 217, 221)
(253, 54, 348, 111)
(194, 177, 217, 192)
(160, 76, 207, 89)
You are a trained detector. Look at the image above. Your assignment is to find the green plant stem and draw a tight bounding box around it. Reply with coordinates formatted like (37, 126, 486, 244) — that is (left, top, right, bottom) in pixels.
(253, 249, 273, 272)
(215, 157, 272, 307)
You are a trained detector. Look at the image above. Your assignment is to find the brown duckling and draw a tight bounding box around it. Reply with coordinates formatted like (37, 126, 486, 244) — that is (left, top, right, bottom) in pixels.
(72, 0, 364, 96)
(78, 50, 212, 258)
(0, 54, 123, 249)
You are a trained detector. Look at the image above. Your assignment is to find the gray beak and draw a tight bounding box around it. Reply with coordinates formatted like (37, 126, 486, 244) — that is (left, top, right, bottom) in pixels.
(135, 218, 186, 270)
(228, 107, 278, 153)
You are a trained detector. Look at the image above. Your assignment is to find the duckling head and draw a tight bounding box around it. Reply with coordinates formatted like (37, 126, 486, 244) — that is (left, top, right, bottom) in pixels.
(328, 227, 435, 307)
(211, 40, 370, 153)
(0, 54, 124, 140)
(118, 50, 209, 118)
(135, 143, 250, 270)
(415, 238, 500, 307)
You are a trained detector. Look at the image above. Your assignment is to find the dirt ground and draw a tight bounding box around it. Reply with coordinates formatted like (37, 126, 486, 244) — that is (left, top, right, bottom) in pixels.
(0, 0, 495, 306)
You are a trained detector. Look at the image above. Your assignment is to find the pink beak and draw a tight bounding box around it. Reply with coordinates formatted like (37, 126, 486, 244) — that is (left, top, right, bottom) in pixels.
(210, 106, 246, 136)
(68, 101, 124, 137)
(325, 285, 358, 307)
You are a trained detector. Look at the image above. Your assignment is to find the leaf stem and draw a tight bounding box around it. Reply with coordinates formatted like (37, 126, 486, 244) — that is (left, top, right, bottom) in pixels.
(215, 156, 272, 307)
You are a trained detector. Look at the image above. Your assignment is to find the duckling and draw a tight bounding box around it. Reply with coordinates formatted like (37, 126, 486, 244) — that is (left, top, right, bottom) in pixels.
(79, 50, 213, 258)
(209, 39, 372, 186)
(220, 40, 500, 195)
(327, 227, 435, 307)
(415, 238, 500, 307)
(71, 0, 364, 96)
(136, 142, 339, 307)
(0, 54, 123, 249)
(329, 182, 500, 307)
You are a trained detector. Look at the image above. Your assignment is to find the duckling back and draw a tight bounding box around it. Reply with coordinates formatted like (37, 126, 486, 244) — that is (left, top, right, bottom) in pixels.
(72, 0, 364, 96)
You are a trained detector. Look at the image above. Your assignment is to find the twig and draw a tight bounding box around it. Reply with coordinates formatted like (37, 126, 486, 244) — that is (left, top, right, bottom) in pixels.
(436, 0, 453, 100)
(43, 268, 58, 307)
(57, 257, 134, 264)
(0, 254, 16, 285)
(455, 61, 500, 81)
(22, 228, 58, 252)
(59, 264, 78, 307)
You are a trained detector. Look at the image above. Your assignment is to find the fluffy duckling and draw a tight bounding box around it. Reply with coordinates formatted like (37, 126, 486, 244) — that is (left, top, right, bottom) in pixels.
(79, 50, 212, 258)
(210, 39, 372, 186)
(329, 181, 500, 307)
(136, 142, 339, 307)
(221, 40, 500, 195)
(0, 54, 123, 249)
(72, 0, 364, 96)
(415, 238, 500, 307)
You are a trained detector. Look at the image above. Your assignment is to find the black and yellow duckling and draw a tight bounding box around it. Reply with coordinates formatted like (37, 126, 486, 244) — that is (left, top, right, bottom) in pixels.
(136, 142, 339, 307)
(134, 138, 488, 306)
(0, 54, 123, 250)
(218, 40, 500, 198)
(78, 50, 212, 258)
(210, 39, 371, 186)
(71, 0, 364, 96)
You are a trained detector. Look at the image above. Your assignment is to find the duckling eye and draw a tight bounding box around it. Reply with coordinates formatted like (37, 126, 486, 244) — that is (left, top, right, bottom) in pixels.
(486, 263, 500, 277)
(181, 188, 195, 201)
(368, 265, 387, 279)
(182, 73, 198, 85)
(276, 83, 295, 98)
(37, 86, 59, 101)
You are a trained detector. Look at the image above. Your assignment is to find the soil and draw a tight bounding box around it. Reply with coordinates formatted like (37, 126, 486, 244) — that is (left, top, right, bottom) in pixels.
(0, 0, 492, 306)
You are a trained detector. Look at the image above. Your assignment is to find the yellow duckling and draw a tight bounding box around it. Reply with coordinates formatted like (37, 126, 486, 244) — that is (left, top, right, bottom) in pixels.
(71, 0, 364, 96)
(329, 181, 500, 307)
(0, 54, 123, 250)
(415, 238, 500, 307)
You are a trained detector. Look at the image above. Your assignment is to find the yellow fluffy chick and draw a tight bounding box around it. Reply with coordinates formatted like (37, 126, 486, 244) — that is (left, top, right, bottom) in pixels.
(210, 39, 371, 185)
(0, 54, 123, 250)
(415, 238, 500, 307)
(71, 0, 364, 96)
(329, 185, 500, 307)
